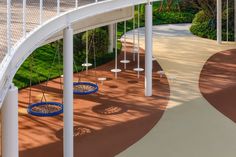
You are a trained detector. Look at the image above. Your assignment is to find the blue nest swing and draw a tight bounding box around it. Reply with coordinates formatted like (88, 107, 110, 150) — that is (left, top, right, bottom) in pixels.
(73, 82, 98, 95)
(27, 102, 63, 117)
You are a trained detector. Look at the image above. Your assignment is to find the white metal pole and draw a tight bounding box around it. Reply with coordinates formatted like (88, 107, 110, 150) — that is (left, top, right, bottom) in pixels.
(217, 0, 222, 44)
(57, 0, 60, 15)
(75, 0, 78, 8)
(227, 0, 229, 42)
(86, 31, 89, 73)
(39, 0, 43, 24)
(63, 26, 74, 157)
(124, 21, 127, 69)
(7, 0, 11, 54)
(23, 0, 26, 37)
(1, 83, 18, 157)
(145, 2, 153, 97)
(133, 6, 136, 62)
(115, 23, 118, 79)
(137, 5, 140, 78)
(108, 24, 114, 53)
(113, 23, 116, 51)
(235, 0, 236, 41)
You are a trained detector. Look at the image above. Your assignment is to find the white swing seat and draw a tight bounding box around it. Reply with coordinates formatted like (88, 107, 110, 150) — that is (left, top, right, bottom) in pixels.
(120, 60, 130, 64)
(98, 77, 107, 81)
(82, 63, 93, 67)
(133, 68, 144, 72)
(111, 69, 121, 73)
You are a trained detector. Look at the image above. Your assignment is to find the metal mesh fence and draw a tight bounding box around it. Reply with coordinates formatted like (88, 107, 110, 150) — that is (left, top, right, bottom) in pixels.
(60, 0, 76, 12)
(0, 0, 101, 65)
(26, 0, 40, 32)
(11, 0, 23, 45)
(44, 0, 58, 22)
(0, 0, 7, 62)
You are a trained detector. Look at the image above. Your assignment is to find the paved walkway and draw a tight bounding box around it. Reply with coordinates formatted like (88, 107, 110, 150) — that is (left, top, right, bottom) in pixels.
(118, 24, 236, 157)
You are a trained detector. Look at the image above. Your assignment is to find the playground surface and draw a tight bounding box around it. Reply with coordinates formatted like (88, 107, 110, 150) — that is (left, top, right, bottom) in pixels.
(118, 24, 236, 157)
(200, 49, 236, 123)
(17, 43, 170, 157)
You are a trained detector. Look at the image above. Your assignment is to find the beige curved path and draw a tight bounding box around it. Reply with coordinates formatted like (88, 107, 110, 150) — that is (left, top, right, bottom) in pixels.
(118, 24, 236, 157)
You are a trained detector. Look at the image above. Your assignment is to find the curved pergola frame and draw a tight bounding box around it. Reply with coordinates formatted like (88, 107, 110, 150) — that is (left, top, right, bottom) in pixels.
(0, 1, 156, 157)
(0, 0, 156, 106)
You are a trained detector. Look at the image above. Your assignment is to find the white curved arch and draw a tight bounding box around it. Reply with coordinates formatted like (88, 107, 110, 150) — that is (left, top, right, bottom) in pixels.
(0, 0, 159, 106)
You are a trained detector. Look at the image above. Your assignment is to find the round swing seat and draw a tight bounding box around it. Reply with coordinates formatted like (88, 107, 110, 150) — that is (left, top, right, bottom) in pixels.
(98, 77, 107, 81)
(27, 102, 63, 117)
(82, 63, 93, 67)
(120, 60, 130, 64)
(73, 82, 99, 95)
(133, 68, 144, 72)
(111, 69, 121, 73)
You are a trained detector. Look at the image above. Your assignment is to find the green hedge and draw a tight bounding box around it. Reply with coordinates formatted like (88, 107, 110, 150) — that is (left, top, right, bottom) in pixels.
(153, 11, 195, 25)
(190, 10, 235, 41)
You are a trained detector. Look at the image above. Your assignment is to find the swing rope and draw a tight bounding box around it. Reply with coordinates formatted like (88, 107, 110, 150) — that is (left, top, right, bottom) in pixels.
(73, 30, 99, 95)
(27, 41, 63, 117)
(92, 29, 98, 84)
(120, 20, 130, 69)
(133, 4, 144, 78)
(40, 41, 61, 103)
(132, 6, 136, 61)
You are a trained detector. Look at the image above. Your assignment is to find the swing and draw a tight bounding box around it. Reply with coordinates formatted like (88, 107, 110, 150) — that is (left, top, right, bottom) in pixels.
(133, 5, 144, 78)
(132, 6, 138, 62)
(111, 23, 122, 79)
(27, 41, 63, 117)
(120, 21, 130, 69)
(73, 30, 99, 95)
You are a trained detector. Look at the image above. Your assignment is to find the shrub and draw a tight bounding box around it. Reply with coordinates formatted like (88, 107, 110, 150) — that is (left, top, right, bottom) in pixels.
(190, 10, 235, 41)
(153, 11, 195, 24)
(82, 28, 109, 57)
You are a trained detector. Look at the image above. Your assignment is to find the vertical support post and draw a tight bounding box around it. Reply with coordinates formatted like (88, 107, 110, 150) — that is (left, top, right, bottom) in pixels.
(226, 0, 229, 42)
(145, 2, 153, 97)
(57, 0, 60, 15)
(75, 0, 78, 8)
(39, 0, 43, 24)
(22, 0, 26, 37)
(115, 23, 118, 79)
(63, 26, 74, 157)
(124, 21, 127, 69)
(108, 24, 114, 53)
(7, 0, 11, 54)
(235, 0, 236, 41)
(137, 5, 140, 78)
(217, 0, 222, 44)
(113, 23, 116, 51)
(1, 83, 18, 157)
(133, 6, 136, 62)
(86, 31, 89, 73)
